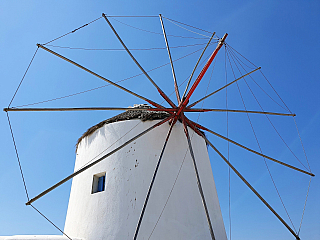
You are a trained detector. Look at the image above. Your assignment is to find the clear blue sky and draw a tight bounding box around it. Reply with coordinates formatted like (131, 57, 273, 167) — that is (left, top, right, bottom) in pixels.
(0, 1, 319, 239)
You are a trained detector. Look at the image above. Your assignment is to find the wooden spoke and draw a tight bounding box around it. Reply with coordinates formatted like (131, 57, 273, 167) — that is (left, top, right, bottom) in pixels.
(184, 108, 295, 117)
(182, 116, 216, 240)
(133, 117, 178, 240)
(102, 13, 176, 108)
(4, 107, 176, 112)
(25, 116, 173, 206)
(181, 32, 215, 101)
(188, 67, 261, 108)
(37, 44, 164, 109)
(181, 34, 228, 108)
(188, 120, 314, 177)
(159, 14, 181, 103)
(203, 135, 300, 240)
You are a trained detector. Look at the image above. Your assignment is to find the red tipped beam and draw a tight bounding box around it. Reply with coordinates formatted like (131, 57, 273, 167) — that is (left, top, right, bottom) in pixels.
(182, 34, 228, 106)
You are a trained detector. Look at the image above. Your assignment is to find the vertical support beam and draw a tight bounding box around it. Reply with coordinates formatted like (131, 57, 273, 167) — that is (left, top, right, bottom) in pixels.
(159, 14, 181, 104)
(181, 32, 215, 101)
(102, 13, 176, 108)
(36, 44, 165, 110)
(133, 118, 178, 240)
(26, 116, 173, 206)
(181, 33, 228, 108)
(202, 135, 300, 240)
(182, 116, 216, 240)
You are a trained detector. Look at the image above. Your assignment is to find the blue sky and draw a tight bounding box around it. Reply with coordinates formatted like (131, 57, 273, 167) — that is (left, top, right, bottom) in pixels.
(0, 1, 319, 239)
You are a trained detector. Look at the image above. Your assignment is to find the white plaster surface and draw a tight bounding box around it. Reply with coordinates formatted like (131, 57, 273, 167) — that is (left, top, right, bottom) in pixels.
(0, 236, 81, 240)
(64, 119, 227, 240)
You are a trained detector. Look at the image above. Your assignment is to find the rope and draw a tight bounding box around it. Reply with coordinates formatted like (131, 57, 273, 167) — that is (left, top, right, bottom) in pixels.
(226, 44, 291, 112)
(259, 70, 292, 113)
(226, 49, 297, 232)
(163, 17, 212, 38)
(109, 17, 209, 40)
(222, 44, 312, 234)
(7, 112, 72, 239)
(30, 204, 72, 240)
(226, 47, 309, 171)
(293, 117, 311, 172)
(162, 16, 213, 34)
(6, 112, 30, 201)
(45, 42, 216, 51)
(8, 47, 39, 108)
(298, 176, 312, 234)
(224, 45, 231, 240)
(159, 44, 213, 105)
(226, 45, 288, 112)
(43, 16, 103, 45)
(13, 45, 209, 108)
(106, 16, 158, 18)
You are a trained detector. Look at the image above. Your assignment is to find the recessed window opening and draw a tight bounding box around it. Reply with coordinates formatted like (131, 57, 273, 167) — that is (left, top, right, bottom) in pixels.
(92, 172, 106, 194)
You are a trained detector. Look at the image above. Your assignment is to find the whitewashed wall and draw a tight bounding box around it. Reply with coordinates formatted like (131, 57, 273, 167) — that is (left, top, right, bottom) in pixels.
(64, 119, 227, 240)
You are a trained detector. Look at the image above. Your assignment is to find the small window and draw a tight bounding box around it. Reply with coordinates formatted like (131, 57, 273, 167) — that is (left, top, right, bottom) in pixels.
(92, 172, 106, 194)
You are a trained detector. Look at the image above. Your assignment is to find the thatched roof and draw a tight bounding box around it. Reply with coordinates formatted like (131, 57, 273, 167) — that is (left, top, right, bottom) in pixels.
(76, 104, 170, 148)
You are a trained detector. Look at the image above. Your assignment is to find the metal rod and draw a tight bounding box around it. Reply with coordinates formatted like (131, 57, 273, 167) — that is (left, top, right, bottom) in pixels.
(133, 118, 178, 240)
(188, 67, 261, 108)
(184, 108, 295, 117)
(4, 107, 177, 112)
(188, 120, 314, 177)
(102, 13, 176, 108)
(159, 14, 181, 104)
(181, 34, 228, 108)
(203, 135, 300, 240)
(182, 116, 216, 240)
(181, 32, 215, 100)
(37, 44, 164, 110)
(26, 116, 173, 206)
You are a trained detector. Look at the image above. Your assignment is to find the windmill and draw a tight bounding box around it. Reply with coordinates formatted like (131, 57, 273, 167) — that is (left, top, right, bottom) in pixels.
(3, 13, 314, 240)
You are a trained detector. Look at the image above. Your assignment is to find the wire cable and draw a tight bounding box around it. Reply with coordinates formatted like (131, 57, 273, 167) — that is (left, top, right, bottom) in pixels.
(8, 47, 39, 108)
(298, 176, 312, 234)
(226, 46, 309, 171)
(13, 45, 210, 108)
(226, 44, 290, 112)
(6, 112, 30, 201)
(227, 49, 298, 232)
(109, 17, 209, 40)
(43, 16, 103, 45)
(162, 16, 213, 34)
(44, 42, 216, 51)
(224, 45, 232, 240)
(30, 204, 72, 240)
(163, 17, 212, 38)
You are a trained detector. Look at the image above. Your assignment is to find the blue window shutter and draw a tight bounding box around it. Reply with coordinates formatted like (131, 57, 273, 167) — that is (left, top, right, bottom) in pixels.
(98, 175, 105, 192)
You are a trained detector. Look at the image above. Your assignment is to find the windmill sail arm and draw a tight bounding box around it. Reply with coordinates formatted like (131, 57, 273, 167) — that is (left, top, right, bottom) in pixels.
(102, 13, 177, 108)
(25, 115, 173, 206)
(182, 116, 216, 240)
(203, 135, 300, 240)
(36, 44, 165, 110)
(187, 120, 314, 177)
(187, 67, 261, 108)
(159, 14, 181, 103)
(133, 117, 177, 240)
(4, 107, 176, 112)
(184, 108, 295, 117)
(181, 32, 215, 101)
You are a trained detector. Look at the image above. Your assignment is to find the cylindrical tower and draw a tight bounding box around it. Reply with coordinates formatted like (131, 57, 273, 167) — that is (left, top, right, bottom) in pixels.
(64, 106, 227, 240)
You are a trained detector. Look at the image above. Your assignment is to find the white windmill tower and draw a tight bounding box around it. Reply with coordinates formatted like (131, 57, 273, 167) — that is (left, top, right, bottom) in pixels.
(62, 104, 227, 240)
(3, 13, 313, 240)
